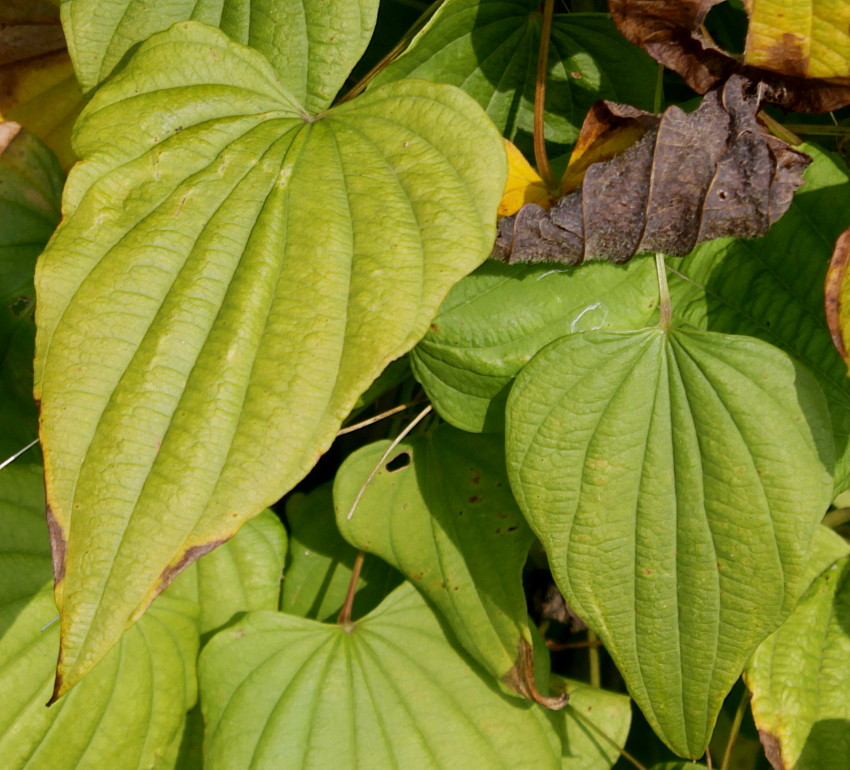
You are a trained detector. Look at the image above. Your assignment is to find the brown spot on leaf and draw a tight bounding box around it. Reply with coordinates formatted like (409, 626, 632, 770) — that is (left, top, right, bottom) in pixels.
(503, 637, 569, 709)
(468, 495, 482, 503)
(470, 470, 481, 484)
(825, 227, 850, 361)
(758, 729, 787, 770)
(157, 538, 229, 593)
(45, 502, 65, 585)
(493, 76, 810, 265)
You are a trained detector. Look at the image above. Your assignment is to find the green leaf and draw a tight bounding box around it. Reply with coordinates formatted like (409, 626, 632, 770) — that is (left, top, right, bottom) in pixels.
(34, 21, 505, 696)
(506, 326, 834, 757)
(668, 143, 850, 493)
(334, 424, 552, 702)
(281, 483, 401, 621)
(411, 257, 658, 432)
(745, 553, 850, 770)
(0, 461, 199, 769)
(169, 508, 287, 636)
(373, 3, 657, 164)
(552, 676, 632, 770)
(200, 582, 567, 769)
(62, 0, 379, 108)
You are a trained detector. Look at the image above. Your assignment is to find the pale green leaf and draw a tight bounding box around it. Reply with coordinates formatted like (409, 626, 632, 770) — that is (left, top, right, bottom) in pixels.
(745, 552, 850, 770)
(0, 462, 199, 770)
(668, 144, 850, 493)
(506, 326, 834, 757)
(373, 2, 657, 164)
(281, 483, 401, 621)
(200, 581, 566, 770)
(62, 0, 379, 109)
(34, 21, 505, 696)
(411, 257, 658, 432)
(334, 424, 544, 700)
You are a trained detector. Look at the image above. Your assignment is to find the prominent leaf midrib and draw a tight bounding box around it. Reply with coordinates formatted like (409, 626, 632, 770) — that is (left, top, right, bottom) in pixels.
(665, 340, 722, 748)
(62, 124, 297, 612)
(268, 632, 343, 768)
(356, 627, 508, 769)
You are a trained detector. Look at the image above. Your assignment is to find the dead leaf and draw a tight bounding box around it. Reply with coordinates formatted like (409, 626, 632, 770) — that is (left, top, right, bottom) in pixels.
(825, 226, 850, 363)
(492, 75, 810, 265)
(609, 0, 850, 113)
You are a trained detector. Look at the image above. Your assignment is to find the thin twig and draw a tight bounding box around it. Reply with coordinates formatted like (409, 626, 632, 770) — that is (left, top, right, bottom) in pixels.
(720, 688, 750, 770)
(705, 746, 714, 770)
(337, 398, 425, 436)
(338, 551, 366, 626)
(0, 437, 39, 471)
(545, 638, 603, 651)
(533, 0, 556, 188)
(568, 704, 649, 770)
(345, 404, 432, 521)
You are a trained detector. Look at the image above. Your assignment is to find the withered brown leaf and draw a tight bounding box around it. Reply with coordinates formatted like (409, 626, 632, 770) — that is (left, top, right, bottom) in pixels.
(609, 0, 850, 114)
(492, 75, 810, 266)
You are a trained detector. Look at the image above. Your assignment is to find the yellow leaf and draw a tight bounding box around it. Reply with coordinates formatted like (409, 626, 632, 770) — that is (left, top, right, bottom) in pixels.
(499, 139, 555, 217)
(745, 0, 850, 80)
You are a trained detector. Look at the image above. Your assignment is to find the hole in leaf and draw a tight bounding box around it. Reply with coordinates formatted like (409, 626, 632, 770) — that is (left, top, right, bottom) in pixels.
(385, 452, 411, 473)
(9, 296, 30, 317)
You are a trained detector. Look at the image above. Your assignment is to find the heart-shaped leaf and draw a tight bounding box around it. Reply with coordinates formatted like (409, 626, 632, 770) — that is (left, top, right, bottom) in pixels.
(201, 581, 626, 769)
(669, 143, 850, 493)
(282, 482, 401, 621)
(334, 424, 555, 704)
(372, 1, 657, 166)
(411, 257, 658, 432)
(506, 326, 834, 757)
(745, 543, 850, 770)
(34, 21, 505, 698)
(62, 0, 379, 108)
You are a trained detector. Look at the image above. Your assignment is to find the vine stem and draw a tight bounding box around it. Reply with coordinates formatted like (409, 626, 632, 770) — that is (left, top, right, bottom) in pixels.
(337, 398, 426, 436)
(587, 629, 601, 688)
(345, 404, 432, 520)
(533, 0, 556, 189)
(338, 551, 366, 626)
(655, 252, 672, 329)
(567, 705, 648, 770)
(720, 688, 751, 770)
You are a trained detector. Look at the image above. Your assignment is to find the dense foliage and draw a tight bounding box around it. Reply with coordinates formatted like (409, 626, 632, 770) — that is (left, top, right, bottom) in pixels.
(2, 1, 850, 768)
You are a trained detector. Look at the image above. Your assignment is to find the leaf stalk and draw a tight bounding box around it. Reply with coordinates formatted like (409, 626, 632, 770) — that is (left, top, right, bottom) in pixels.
(533, 0, 556, 189)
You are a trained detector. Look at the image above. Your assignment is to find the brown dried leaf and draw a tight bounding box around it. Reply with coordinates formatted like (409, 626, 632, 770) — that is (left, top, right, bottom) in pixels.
(609, 0, 850, 113)
(493, 75, 810, 265)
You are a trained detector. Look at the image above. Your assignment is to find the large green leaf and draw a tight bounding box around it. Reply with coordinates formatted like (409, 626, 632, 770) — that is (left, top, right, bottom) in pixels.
(0, 461, 199, 770)
(34, 21, 505, 697)
(373, 2, 657, 164)
(281, 482, 401, 621)
(411, 257, 658, 432)
(745, 548, 850, 770)
(200, 580, 628, 769)
(506, 326, 834, 757)
(668, 144, 850, 493)
(62, 0, 379, 108)
(334, 424, 548, 701)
